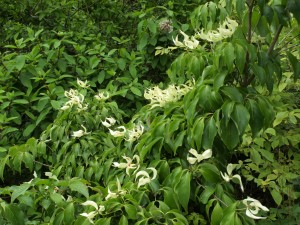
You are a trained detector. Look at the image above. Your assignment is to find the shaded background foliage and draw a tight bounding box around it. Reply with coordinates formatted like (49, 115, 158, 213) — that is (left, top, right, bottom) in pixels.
(0, 0, 299, 224)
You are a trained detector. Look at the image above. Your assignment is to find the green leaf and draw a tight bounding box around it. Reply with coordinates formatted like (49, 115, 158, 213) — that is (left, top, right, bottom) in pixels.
(147, 20, 157, 34)
(119, 215, 128, 225)
(223, 43, 235, 70)
(89, 56, 100, 69)
(69, 180, 89, 198)
(117, 58, 126, 71)
(192, 117, 205, 150)
(124, 204, 137, 220)
(200, 163, 221, 183)
(202, 117, 217, 149)
(174, 170, 191, 212)
(246, 99, 264, 136)
(219, 119, 240, 150)
(15, 55, 26, 71)
(23, 124, 36, 137)
(11, 182, 31, 203)
(138, 33, 148, 51)
(129, 64, 137, 77)
(221, 86, 243, 103)
(270, 189, 282, 206)
(64, 203, 75, 224)
(199, 186, 215, 204)
(211, 202, 223, 225)
(13, 99, 29, 104)
(1, 203, 25, 225)
(163, 187, 180, 210)
(130, 86, 142, 96)
(273, 111, 289, 127)
(231, 104, 250, 135)
(0, 155, 9, 181)
(220, 203, 236, 225)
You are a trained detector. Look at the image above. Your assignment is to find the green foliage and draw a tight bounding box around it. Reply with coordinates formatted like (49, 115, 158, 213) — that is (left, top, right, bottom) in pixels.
(0, 0, 299, 224)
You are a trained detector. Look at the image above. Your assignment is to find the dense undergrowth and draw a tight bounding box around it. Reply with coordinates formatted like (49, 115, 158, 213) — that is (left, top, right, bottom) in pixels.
(0, 0, 300, 224)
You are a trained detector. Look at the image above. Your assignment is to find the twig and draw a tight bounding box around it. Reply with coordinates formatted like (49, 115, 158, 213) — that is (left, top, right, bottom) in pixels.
(267, 24, 284, 56)
(33, 160, 52, 168)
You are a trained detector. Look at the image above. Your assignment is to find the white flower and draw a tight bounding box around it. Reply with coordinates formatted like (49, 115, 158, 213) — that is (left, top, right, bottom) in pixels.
(144, 81, 193, 108)
(135, 167, 157, 188)
(242, 197, 269, 219)
(187, 149, 212, 164)
(95, 91, 110, 101)
(101, 117, 116, 128)
(105, 178, 126, 200)
(77, 78, 90, 88)
(113, 155, 140, 175)
(220, 164, 244, 192)
(173, 30, 199, 49)
(126, 123, 144, 142)
(197, 17, 238, 42)
(61, 89, 87, 111)
(72, 125, 90, 138)
(109, 126, 126, 137)
(80, 201, 105, 224)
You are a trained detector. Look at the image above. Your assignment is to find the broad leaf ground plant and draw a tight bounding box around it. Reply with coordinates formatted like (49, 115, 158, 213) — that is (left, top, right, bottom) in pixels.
(0, 0, 300, 224)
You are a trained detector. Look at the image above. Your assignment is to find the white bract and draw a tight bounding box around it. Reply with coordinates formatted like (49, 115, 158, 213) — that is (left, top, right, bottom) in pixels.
(187, 149, 212, 164)
(72, 125, 90, 138)
(77, 78, 90, 88)
(61, 89, 87, 111)
(105, 178, 126, 200)
(242, 197, 269, 219)
(220, 163, 244, 192)
(113, 155, 140, 175)
(126, 123, 144, 142)
(173, 30, 199, 49)
(197, 17, 238, 42)
(101, 117, 116, 128)
(109, 126, 126, 137)
(80, 200, 105, 224)
(95, 91, 110, 101)
(135, 167, 157, 188)
(144, 81, 193, 108)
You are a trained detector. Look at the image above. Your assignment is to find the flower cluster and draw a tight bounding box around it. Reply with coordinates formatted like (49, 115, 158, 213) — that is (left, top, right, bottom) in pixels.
(135, 167, 157, 188)
(108, 123, 144, 142)
(61, 89, 87, 111)
(173, 30, 199, 49)
(144, 81, 193, 108)
(159, 19, 173, 33)
(197, 17, 238, 42)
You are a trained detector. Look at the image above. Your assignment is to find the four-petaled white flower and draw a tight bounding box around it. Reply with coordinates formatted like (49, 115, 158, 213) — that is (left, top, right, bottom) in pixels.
(187, 149, 212, 164)
(135, 167, 157, 188)
(220, 163, 244, 192)
(109, 126, 126, 137)
(95, 91, 110, 101)
(173, 30, 199, 49)
(72, 125, 90, 138)
(242, 197, 269, 219)
(105, 178, 126, 200)
(126, 123, 144, 142)
(80, 200, 105, 224)
(77, 78, 90, 88)
(113, 155, 140, 175)
(101, 117, 116, 128)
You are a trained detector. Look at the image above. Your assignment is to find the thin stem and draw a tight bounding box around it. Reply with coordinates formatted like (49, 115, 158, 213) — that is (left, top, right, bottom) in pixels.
(33, 160, 52, 168)
(267, 24, 284, 56)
